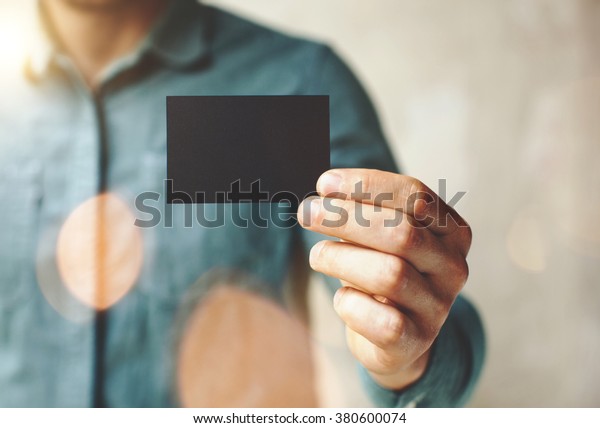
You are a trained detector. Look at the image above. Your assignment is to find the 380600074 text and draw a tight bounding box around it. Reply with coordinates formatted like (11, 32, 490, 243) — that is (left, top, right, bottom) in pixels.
(333, 412, 406, 424)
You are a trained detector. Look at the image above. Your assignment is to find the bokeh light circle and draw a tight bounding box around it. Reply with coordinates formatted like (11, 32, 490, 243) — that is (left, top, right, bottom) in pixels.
(177, 285, 317, 407)
(56, 193, 142, 310)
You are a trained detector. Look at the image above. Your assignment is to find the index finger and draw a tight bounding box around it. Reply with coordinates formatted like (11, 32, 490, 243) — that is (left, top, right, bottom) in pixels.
(316, 168, 469, 237)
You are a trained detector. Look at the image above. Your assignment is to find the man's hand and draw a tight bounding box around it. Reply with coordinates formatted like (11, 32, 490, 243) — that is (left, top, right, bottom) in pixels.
(297, 169, 472, 391)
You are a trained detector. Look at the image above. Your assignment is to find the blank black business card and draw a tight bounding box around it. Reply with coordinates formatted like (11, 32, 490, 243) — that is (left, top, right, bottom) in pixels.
(166, 96, 330, 203)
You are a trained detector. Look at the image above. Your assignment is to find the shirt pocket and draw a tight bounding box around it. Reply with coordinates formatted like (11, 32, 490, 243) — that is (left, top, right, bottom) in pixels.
(0, 163, 41, 309)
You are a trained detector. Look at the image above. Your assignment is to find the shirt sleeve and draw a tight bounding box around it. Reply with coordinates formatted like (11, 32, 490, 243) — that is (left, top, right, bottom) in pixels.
(299, 45, 485, 407)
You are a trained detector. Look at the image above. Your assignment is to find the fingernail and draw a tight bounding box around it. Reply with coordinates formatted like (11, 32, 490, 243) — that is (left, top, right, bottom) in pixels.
(309, 241, 324, 268)
(414, 197, 428, 219)
(333, 288, 342, 309)
(318, 171, 342, 195)
(310, 197, 321, 224)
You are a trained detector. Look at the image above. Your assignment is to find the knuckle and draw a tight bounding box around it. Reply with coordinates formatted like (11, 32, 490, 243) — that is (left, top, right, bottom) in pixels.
(393, 222, 420, 252)
(378, 313, 404, 348)
(381, 255, 406, 291)
(451, 220, 472, 252)
(407, 178, 433, 205)
(406, 177, 425, 198)
(449, 258, 469, 293)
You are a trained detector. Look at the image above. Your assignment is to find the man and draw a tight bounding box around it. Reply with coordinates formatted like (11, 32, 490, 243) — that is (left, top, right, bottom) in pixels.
(0, 0, 484, 407)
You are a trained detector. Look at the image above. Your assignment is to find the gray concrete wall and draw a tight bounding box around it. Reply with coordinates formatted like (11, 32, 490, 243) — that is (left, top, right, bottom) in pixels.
(208, 0, 600, 407)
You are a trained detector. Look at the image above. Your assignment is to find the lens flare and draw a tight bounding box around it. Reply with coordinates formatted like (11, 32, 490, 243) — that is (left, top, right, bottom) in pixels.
(177, 285, 318, 407)
(56, 193, 143, 310)
(36, 224, 95, 323)
(0, 5, 33, 73)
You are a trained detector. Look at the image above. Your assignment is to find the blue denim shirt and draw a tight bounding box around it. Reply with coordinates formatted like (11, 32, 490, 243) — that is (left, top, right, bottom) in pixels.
(0, 0, 484, 407)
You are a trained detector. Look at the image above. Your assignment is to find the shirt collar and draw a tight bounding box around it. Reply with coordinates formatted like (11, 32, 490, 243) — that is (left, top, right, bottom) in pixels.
(145, 0, 212, 68)
(24, 2, 56, 81)
(25, 0, 211, 82)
